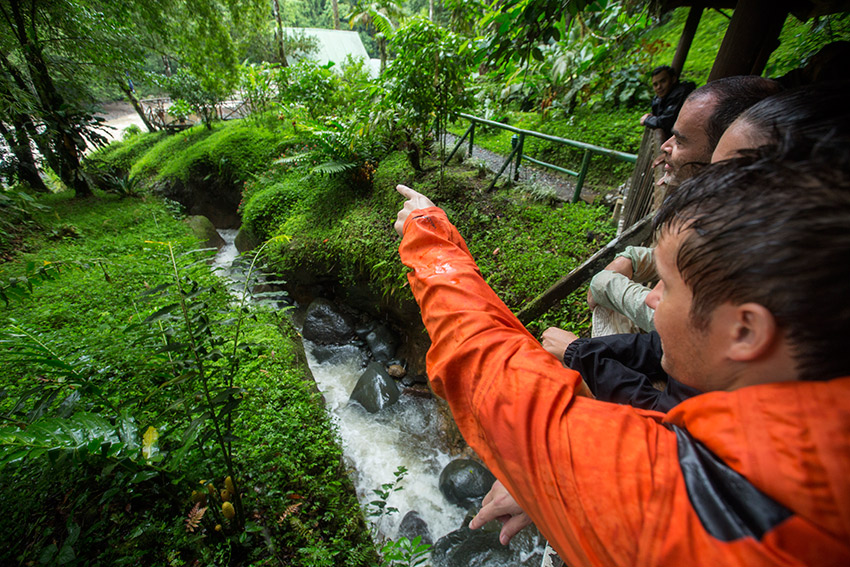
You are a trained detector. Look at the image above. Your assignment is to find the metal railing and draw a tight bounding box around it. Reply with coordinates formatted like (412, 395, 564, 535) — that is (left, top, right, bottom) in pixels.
(444, 113, 638, 203)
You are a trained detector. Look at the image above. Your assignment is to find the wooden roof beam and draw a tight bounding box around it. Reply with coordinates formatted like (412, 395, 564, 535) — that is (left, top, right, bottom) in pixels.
(708, 0, 789, 80)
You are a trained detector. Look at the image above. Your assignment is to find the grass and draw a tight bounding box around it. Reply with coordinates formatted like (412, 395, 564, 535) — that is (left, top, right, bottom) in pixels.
(247, 149, 616, 340)
(0, 190, 375, 566)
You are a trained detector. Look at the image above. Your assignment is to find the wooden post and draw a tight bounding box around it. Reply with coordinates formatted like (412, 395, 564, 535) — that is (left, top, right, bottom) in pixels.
(671, 5, 703, 75)
(516, 214, 654, 325)
(708, 0, 788, 81)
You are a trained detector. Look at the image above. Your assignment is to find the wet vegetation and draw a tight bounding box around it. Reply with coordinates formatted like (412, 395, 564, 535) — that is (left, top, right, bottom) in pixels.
(1, 0, 846, 564)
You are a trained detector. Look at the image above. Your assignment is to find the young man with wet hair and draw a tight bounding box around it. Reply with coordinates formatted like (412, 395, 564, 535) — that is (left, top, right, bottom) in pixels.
(541, 76, 783, 342)
(640, 65, 695, 138)
(545, 81, 850, 416)
(394, 152, 850, 566)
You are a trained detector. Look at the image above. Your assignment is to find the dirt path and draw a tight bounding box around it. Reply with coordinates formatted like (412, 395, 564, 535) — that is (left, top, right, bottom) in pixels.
(98, 101, 148, 143)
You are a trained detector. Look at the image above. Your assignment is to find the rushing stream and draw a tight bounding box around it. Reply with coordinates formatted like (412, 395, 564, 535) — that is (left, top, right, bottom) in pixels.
(213, 228, 544, 565)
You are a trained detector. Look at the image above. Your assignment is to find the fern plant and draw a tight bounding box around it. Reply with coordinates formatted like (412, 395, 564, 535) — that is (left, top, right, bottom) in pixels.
(0, 324, 160, 480)
(275, 120, 382, 188)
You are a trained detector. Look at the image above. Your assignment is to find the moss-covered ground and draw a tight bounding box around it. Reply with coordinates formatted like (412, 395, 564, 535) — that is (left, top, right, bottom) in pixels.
(0, 190, 375, 566)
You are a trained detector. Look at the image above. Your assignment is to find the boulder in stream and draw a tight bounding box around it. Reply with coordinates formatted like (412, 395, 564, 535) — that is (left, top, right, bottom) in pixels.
(431, 521, 544, 567)
(365, 323, 399, 362)
(302, 298, 355, 344)
(349, 361, 400, 413)
(431, 525, 514, 567)
(439, 459, 496, 509)
(234, 226, 261, 253)
(184, 215, 225, 250)
(398, 510, 433, 546)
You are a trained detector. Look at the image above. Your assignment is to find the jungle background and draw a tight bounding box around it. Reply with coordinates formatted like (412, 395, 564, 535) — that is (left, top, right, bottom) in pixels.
(1, 0, 848, 565)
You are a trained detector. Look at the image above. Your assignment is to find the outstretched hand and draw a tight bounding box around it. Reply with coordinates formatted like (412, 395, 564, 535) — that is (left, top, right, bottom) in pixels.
(394, 184, 436, 237)
(469, 480, 534, 546)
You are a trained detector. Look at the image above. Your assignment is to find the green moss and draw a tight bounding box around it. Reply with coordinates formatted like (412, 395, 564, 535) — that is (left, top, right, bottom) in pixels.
(85, 131, 169, 176)
(241, 175, 303, 240)
(129, 124, 217, 182)
(156, 121, 288, 184)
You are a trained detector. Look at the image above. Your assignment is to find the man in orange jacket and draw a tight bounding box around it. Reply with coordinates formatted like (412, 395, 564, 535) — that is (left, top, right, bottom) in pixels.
(394, 153, 850, 566)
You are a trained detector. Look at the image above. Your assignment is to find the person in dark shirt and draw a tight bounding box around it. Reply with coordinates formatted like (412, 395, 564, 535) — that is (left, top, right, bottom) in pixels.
(640, 65, 695, 138)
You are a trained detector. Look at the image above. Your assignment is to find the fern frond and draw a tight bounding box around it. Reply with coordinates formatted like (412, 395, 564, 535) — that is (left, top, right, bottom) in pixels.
(185, 502, 208, 532)
(277, 502, 303, 524)
(311, 161, 358, 176)
(0, 411, 136, 466)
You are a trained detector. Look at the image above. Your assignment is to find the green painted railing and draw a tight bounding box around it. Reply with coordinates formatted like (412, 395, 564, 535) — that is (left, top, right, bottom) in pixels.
(445, 113, 638, 203)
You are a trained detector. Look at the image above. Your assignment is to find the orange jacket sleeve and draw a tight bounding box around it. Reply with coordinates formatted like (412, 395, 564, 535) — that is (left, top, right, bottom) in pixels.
(397, 207, 849, 567)
(399, 208, 679, 565)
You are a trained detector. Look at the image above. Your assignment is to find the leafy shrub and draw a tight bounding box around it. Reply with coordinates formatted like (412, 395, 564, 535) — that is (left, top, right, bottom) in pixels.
(241, 176, 303, 240)
(122, 124, 143, 139)
(277, 60, 341, 118)
(163, 69, 227, 128)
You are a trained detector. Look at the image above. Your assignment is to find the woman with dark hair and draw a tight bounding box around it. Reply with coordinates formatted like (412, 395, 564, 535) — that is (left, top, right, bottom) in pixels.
(712, 80, 850, 162)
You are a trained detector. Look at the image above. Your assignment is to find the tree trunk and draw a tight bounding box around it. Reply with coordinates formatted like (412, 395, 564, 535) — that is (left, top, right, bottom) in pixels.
(162, 55, 172, 77)
(9, 0, 93, 197)
(0, 120, 49, 192)
(671, 6, 703, 75)
(272, 0, 288, 67)
(119, 83, 157, 132)
(429, 0, 434, 21)
(379, 38, 387, 74)
(332, 0, 340, 30)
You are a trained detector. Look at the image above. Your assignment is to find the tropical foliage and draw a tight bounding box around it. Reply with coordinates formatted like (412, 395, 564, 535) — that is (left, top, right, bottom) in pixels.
(0, 1, 842, 565)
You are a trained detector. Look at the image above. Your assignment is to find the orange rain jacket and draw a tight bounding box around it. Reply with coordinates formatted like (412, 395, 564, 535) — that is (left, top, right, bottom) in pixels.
(399, 207, 850, 567)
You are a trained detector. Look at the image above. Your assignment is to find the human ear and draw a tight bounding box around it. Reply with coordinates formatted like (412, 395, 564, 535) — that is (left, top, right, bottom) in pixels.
(726, 303, 778, 362)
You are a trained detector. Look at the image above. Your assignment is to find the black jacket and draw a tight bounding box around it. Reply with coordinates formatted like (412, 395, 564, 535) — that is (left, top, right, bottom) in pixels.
(564, 332, 701, 413)
(644, 81, 696, 137)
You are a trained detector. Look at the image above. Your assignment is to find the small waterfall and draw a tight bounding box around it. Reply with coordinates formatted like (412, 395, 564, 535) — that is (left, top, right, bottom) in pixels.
(213, 229, 545, 566)
(302, 340, 467, 540)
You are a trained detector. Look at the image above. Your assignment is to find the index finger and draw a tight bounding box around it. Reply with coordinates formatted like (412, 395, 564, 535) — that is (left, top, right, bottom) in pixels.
(396, 184, 416, 198)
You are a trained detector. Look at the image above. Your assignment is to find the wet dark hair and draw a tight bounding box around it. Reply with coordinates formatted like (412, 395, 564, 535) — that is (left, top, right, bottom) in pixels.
(653, 153, 850, 381)
(688, 76, 783, 151)
(735, 81, 850, 153)
(651, 65, 676, 79)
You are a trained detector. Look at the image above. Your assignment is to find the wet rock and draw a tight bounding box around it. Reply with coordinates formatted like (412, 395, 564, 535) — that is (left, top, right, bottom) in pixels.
(398, 510, 433, 546)
(365, 323, 399, 362)
(349, 361, 400, 413)
(387, 364, 407, 379)
(431, 525, 513, 567)
(302, 298, 355, 345)
(184, 215, 225, 250)
(439, 459, 496, 509)
(234, 226, 261, 253)
(354, 322, 376, 339)
(310, 343, 349, 365)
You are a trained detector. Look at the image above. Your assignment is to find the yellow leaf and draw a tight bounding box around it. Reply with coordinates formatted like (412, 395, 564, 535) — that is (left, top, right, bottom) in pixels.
(142, 426, 159, 460)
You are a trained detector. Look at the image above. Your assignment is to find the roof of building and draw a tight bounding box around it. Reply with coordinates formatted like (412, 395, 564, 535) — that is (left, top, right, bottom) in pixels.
(282, 27, 380, 75)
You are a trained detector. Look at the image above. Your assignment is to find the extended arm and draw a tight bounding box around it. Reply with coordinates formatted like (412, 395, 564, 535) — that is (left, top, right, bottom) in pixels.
(396, 188, 681, 565)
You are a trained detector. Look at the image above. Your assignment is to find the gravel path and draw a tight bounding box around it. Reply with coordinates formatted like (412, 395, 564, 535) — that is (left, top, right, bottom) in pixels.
(443, 132, 601, 203)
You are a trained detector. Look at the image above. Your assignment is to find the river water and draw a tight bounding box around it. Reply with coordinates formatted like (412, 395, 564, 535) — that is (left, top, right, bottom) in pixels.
(212, 229, 466, 540)
(213, 229, 545, 564)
